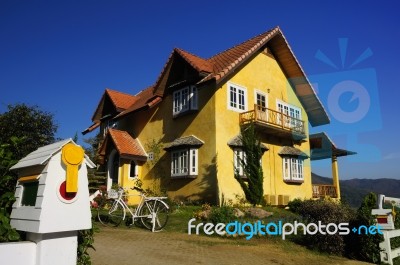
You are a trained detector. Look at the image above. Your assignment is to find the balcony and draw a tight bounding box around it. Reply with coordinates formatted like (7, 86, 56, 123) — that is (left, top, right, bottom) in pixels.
(312, 184, 338, 198)
(239, 104, 306, 140)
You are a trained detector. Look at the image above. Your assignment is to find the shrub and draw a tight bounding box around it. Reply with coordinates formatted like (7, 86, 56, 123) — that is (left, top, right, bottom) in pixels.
(209, 206, 236, 224)
(288, 199, 355, 255)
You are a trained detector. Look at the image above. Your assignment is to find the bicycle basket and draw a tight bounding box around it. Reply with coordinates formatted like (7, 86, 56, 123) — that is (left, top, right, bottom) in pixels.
(107, 189, 118, 199)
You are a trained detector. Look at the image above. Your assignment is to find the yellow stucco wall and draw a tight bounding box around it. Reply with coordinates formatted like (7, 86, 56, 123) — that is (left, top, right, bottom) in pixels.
(214, 51, 312, 204)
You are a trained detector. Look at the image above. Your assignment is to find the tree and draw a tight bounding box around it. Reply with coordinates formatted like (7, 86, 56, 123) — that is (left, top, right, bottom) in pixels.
(235, 124, 264, 206)
(83, 131, 102, 163)
(0, 104, 58, 242)
(0, 137, 23, 242)
(0, 103, 58, 159)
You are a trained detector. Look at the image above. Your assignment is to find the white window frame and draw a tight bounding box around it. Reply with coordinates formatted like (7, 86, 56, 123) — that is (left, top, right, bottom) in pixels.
(171, 148, 198, 177)
(173, 85, 198, 116)
(276, 100, 302, 128)
(227, 82, 248, 112)
(234, 148, 246, 177)
(282, 157, 304, 182)
(254, 89, 268, 109)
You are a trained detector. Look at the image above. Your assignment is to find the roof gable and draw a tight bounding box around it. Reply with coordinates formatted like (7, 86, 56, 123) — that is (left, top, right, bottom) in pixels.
(153, 48, 212, 97)
(10, 139, 95, 170)
(92, 89, 138, 121)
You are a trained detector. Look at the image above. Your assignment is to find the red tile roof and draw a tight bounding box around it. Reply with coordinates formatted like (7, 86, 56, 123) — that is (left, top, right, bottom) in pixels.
(203, 27, 279, 83)
(174, 48, 213, 73)
(106, 89, 139, 111)
(153, 27, 280, 93)
(91, 88, 139, 121)
(115, 86, 162, 119)
(104, 129, 147, 159)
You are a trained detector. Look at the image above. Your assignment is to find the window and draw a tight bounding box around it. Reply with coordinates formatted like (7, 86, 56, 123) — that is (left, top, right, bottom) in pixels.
(234, 149, 246, 177)
(228, 83, 247, 112)
(130, 160, 138, 178)
(282, 157, 304, 182)
(173, 86, 198, 116)
(171, 148, 198, 177)
(21, 181, 39, 206)
(276, 100, 302, 131)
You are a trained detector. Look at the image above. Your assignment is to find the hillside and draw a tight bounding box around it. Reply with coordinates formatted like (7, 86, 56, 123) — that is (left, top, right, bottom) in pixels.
(312, 173, 400, 208)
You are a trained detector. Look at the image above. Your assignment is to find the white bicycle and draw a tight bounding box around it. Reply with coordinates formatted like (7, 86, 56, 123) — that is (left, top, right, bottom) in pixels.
(95, 186, 169, 232)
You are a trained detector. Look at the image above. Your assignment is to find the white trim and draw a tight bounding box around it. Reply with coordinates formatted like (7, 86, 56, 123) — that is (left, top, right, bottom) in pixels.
(227, 82, 248, 112)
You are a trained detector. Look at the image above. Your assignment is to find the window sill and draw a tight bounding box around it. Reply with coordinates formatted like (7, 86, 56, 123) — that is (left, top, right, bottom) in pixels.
(171, 175, 197, 179)
(234, 175, 248, 180)
(284, 179, 304, 184)
(173, 109, 198, 119)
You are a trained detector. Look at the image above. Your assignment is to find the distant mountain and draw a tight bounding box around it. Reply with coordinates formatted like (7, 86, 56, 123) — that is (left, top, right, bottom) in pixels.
(311, 173, 400, 208)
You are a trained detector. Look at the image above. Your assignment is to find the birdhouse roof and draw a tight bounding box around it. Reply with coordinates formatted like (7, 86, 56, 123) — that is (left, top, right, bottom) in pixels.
(10, 139, 95, 170)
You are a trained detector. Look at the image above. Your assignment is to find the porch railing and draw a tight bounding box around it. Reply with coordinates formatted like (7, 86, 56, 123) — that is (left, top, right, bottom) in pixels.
(239, 104, 305, 135)
(312, 184, 338, 198)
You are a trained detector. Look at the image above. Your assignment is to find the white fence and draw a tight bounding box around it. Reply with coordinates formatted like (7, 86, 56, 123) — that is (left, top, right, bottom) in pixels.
(380, 228, 400, 265)
(0, 241, 36, 265)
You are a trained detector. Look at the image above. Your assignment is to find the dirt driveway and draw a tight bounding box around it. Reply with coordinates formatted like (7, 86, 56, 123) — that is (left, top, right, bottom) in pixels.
(89, 226, 372, 265)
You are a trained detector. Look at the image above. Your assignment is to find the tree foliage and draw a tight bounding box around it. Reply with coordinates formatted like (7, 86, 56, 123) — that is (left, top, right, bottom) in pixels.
(83, 132, 102, 163)
(346, 192, 383, 263)
(0, 104, 57, 242)
(0, 103, 58, 159)
(235, 124, 264, 206)
(0, 138, 22, 242)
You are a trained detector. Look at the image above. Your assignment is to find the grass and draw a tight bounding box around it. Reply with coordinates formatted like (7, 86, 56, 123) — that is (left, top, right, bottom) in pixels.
(92, 205, 371, 265)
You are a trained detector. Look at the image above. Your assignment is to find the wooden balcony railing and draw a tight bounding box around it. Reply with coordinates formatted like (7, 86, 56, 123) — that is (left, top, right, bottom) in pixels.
(312, 184, 338, 198)
(239, 104, 306, 136)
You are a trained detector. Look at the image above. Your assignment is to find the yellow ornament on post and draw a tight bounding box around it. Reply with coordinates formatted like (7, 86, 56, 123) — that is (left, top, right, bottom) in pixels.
(62, 143, 84, 193)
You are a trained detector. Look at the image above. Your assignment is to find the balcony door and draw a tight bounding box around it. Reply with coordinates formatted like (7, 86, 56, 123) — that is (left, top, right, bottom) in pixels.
(255, 90, 267, 122)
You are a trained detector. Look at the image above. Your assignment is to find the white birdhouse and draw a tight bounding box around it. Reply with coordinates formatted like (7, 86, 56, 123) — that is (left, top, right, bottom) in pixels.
(9, 139, 95, 233)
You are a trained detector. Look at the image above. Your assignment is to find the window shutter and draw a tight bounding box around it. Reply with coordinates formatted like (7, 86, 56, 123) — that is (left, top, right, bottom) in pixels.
(190, 149, 198, 175)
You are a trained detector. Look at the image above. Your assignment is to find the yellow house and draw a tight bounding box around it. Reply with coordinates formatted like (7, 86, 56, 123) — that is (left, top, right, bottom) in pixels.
(83, 26, 355, 205)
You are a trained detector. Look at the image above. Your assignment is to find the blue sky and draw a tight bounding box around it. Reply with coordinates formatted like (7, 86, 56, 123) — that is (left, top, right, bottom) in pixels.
(1, 0, 399, 179)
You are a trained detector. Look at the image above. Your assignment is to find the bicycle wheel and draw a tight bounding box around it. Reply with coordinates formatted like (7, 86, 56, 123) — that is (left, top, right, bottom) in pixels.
(140, 199, 169, 232)
(97, 196, 112, 226)
(97, 200, 125, 227)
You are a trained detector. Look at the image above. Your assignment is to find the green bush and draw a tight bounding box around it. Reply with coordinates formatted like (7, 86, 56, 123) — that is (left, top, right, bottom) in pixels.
(288, 199, 355, 255)
(209, 206, 236, 224)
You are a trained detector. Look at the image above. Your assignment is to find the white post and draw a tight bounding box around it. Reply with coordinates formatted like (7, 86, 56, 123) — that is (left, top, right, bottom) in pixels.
(380, 231, 392, 265)
(27, 231, 78, 265)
